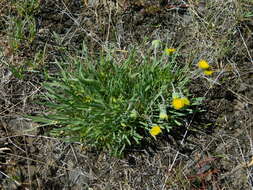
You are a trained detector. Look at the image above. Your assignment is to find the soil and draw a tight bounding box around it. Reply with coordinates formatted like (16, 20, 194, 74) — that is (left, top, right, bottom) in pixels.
(0, 0, 253, 189)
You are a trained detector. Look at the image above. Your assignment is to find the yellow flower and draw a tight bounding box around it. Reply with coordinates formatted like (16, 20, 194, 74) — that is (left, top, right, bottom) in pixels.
(159, 112, 168, 120)
(150, 125, 162, 137)
(203, 70, 214, 76)
(172, 98, 185, 109)
(165, 48, 176, 55)
(172, 97, 190, 110)
(198, 60, 210, 69)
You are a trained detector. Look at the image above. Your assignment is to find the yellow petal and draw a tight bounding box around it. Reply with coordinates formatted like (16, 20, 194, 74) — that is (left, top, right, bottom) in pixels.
(172, 98, 185, 110)
(198, 60, 210, 69)
(203, 70, 214, 76)
(165, 48, 176, 55)
(150, 125, 162, 136)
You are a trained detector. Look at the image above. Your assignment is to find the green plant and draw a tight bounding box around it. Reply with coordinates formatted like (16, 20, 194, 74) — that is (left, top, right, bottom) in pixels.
(7, 0, 39, 50)
(31, 45, 202, 156)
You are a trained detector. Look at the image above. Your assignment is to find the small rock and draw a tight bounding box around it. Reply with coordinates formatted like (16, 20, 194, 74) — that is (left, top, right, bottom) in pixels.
(8, 118, 38, 135)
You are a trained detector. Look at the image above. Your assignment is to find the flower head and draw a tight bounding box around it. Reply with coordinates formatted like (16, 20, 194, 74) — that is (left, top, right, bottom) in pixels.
(165, 48, 176, 55)
(159, 104, 168, 120)
(159, 112, 169, 120)
(172, 97, 190, 110)
(203, 70, 214, 76)
(172, 98, 185, 109)
(198, 60, 210, 69)
(150, 125, 162, 137)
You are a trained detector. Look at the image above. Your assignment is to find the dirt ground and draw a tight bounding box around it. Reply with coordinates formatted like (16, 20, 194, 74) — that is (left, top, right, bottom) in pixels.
(0, 0, 253, 189)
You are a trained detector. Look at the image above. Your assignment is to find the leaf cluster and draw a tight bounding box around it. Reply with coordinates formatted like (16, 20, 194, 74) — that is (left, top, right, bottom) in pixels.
(32, 48, 198, 156)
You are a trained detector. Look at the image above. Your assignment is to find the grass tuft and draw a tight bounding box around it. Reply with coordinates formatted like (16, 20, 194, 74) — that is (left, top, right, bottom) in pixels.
(31, 46, 201, 156)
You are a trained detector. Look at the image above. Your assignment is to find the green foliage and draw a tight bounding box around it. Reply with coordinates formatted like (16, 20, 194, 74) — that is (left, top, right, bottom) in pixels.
(32, 46, 201, 156)
(7, 0, 39, 50)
